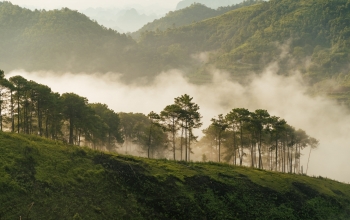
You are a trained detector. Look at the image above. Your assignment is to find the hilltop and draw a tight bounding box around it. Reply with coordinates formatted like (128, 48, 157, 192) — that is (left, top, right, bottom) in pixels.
(0, 2, 135, 73)
(176, 0, 243, 10)
(137, 0, 350, 101)
(139, 0, 350, 77)
(131, 2, 261, 40)
(0, 132, 349, 219)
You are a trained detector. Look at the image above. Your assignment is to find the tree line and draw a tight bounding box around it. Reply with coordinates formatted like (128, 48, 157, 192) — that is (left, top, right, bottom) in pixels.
(0, 70, 123, 150)
(0, 71, 202, 159)
(201, 109, 319, 174)
(149, 96, 318, 174)
(0, 72, 204, 160)
(0, 70, 318, 174)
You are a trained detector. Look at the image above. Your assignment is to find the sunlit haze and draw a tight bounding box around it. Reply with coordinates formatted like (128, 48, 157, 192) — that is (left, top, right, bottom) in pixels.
(6, 65, 350, 184)
(1, 0, 349, 216)
(4, 0, 179, 10)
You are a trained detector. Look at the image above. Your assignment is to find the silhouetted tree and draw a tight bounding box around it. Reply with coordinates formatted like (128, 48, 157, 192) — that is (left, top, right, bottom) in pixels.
(160, 104, 182, 160)
(210, 114, 228, 162)
(175, 94, 202, 161)
(226, 108, 250, 166)
(61, 93, 89, 144)
(90, 103, 124, 150)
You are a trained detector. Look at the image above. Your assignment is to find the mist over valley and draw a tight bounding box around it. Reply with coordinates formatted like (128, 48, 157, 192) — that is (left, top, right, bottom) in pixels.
(1, 0, 350, 219)
(6, 65, 350, 184)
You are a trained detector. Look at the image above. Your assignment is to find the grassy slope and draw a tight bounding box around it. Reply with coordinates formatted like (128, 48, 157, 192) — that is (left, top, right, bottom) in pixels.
(1, 132, 350, 219)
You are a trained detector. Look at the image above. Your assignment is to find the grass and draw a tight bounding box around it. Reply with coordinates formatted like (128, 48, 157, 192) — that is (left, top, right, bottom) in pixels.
(0, 131, 350, 219)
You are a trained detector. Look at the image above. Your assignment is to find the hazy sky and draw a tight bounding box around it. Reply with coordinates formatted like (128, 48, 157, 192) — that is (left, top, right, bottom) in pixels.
(5, 0, 180, 10)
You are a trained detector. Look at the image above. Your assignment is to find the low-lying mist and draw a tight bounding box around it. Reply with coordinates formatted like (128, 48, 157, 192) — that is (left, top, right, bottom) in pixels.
(7, 65, 350, 183)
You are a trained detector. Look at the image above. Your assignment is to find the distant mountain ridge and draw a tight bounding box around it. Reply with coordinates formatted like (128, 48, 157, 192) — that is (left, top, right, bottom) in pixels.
(176, 0, 243, 10)
(81, 7, 159, 33)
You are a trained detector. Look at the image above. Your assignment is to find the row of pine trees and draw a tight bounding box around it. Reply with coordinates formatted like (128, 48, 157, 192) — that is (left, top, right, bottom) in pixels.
(201, 109, 319, 174)
(144, 94, 318, 175)
(0, 70, 318, 174)
(0, 71, 123, 149)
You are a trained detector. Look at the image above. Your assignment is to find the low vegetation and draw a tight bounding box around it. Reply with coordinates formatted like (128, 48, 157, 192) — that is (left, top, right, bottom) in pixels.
(0, 132, 349, 219)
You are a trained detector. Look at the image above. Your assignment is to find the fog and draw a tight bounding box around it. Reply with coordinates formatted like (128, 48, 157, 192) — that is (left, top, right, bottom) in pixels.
(5, 0, 179, 11)
(5, 0, 179, 32)
(6, 65, 350, 184)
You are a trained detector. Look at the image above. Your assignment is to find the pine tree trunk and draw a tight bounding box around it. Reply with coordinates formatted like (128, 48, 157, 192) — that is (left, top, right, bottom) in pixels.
(258, 132, 263, 169)
(188, 130, 191, 162)
(233, 132, 237, 165)
(240, 123, 243, 166)
(173, 119, 176, 160)
(275, 136, 278, 171)
(17, 94, 20, 133)
(148, 123, 153, 159)
(69, 118, 74, 144)
(180, 126, 184, 161)
(11, 90, 14, 133)
(0, 92, 2, 131)
(185, 121, 188, 162)
(218, 132, 221, 163)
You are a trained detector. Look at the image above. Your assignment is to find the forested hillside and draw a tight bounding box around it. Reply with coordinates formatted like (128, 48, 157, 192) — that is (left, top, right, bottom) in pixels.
(0, 2, 167, 80)
(2, 0, 350, 89)
(139, 0, 350, 79)
(0, 2, 135, 72)
(1, 132, 350, 219)
(131, 1, 261, 39)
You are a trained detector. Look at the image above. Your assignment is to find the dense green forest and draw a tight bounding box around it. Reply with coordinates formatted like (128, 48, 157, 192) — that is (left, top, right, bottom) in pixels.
(0, 132, 349, 219)
(0, 2, 133, 72)
(138, 0, 350, 79)
(137, 0, 350, 102)
(0, 1, 166, 80)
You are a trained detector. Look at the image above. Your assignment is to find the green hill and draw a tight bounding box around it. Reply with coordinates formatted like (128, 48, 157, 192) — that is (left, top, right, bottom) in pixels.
(138, 0, 350, 85)
(131, 3, 218, 40)
(2, 0, 350, 91)
(0, 2, 146, 77)
(131, 2, 261, 40)
(1, 132, 349, 219)
(0, 1, 184, 81)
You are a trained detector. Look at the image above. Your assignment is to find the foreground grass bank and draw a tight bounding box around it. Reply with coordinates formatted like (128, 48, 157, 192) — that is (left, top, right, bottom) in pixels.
(0, 132, 349, 219)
